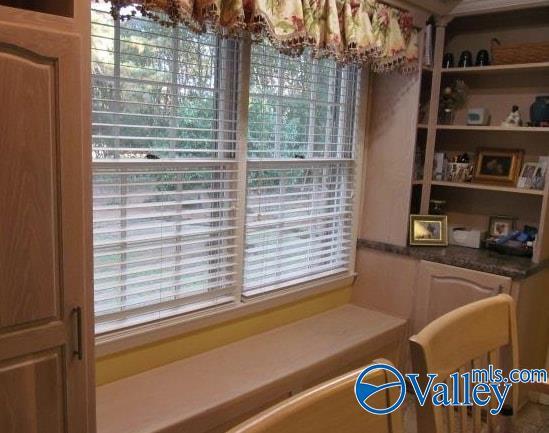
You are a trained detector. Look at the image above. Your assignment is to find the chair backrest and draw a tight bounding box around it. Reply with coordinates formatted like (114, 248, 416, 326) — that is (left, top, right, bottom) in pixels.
(409, 294, 519, 433)
(227, 359, 404, 433)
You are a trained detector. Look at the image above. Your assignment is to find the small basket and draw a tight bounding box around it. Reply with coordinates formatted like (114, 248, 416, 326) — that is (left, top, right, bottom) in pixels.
(491, 38, 549, 65)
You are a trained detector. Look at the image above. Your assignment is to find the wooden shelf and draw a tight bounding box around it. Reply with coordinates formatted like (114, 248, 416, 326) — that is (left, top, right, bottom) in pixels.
(441, 62, 549, 76)
(418, 124, 428, 129)
(436, 125, 549, 133)
(430, 180, 545, 196)
(412, 180, 423, 186)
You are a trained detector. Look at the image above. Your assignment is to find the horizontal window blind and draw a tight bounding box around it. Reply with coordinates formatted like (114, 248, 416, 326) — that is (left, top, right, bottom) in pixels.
(244, 43, 359, 296)
(91, 4, 239, 332)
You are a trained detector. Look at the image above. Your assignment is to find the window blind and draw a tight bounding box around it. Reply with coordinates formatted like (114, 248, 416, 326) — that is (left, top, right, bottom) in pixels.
(91, 4, 239, 332)
(244, 43, 359, 296)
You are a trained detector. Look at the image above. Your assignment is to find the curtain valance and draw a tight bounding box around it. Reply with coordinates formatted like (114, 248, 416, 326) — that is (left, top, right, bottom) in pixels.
(100, 0, 419, 73)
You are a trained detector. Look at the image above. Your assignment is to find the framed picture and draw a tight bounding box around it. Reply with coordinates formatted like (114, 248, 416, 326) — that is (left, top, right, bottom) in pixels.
(488, 215, 517, 238)
(517, 162, 539, 189)
(409, 215, 448, 246)
(533, 158, 548, 190)
(473, 148, 523, 186)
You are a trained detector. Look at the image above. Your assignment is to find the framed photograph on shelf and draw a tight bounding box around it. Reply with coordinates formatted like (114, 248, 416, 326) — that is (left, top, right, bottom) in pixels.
(517, 162, 539, 189)
(488, 215, 517, 238)
(409, 215, 448, 246)
(533, 158, 548, 190)
(473, 148, 523, 186)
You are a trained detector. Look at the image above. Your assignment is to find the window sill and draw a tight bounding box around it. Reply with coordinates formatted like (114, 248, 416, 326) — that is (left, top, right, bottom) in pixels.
(95, 273, 356, 358)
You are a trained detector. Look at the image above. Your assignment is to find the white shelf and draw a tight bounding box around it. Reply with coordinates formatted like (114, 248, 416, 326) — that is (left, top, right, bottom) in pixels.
(436, 125, 549, 133)
(430, 180, 545, 196)
(441, 62, 549, 76)
(417, 124, 428, 129)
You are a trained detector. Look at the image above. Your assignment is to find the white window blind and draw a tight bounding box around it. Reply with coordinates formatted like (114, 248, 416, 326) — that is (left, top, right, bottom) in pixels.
(91, 2, 362, 334)
(244, 43, 359, 296)
(91, 4, 239, 332)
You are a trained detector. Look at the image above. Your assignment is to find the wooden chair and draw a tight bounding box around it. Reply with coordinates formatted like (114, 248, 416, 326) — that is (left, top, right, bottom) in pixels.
(409, 294, 519, 433)
(227, 359, 405, 433)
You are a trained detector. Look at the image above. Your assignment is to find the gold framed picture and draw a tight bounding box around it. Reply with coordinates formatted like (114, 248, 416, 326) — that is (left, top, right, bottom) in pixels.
(409, 215, 448, 246)
(473, 148, 523, 186)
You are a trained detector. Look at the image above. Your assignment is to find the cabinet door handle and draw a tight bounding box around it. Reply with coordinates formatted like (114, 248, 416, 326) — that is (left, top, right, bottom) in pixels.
(72, 306, 83, 360)
(497, 284, 504, 294)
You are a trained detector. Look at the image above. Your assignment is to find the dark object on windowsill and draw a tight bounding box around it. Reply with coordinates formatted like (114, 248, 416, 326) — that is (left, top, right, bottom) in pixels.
(294, 154, 305, 159)
(146, 153, 160, 159)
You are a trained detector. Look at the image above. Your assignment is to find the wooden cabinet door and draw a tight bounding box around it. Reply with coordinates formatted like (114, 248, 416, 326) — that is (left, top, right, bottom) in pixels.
(413, 261, 512, 332)
(0, 21, 93, 433)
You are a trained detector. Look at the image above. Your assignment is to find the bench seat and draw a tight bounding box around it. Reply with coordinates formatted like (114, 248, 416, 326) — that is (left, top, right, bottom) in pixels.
(96, 304, 407, 433)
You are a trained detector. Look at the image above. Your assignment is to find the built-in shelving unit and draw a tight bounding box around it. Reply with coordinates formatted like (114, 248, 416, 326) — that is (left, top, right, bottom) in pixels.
(411, 6, 549, 263)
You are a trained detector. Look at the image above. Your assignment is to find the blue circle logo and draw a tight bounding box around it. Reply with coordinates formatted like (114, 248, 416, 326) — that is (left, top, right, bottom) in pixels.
(354, 363, 406, 415)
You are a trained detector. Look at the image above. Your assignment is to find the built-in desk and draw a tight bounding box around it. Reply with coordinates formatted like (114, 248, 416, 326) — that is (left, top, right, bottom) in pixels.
(354, 239, 549, 406)
(357, 239, 547, 280)
(96, 304, 407, 433)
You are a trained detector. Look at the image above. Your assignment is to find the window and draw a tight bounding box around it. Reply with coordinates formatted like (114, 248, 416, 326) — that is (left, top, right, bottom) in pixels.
(244, 44, 358, 296)
(91, 3, 362, 333)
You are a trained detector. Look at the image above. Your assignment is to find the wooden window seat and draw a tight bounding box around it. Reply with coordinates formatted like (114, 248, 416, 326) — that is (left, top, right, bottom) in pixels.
(96, 304, 407, 433)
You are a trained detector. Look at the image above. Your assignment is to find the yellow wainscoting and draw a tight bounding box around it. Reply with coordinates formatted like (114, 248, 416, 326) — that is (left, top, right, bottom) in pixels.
(96, 287, 352, 385)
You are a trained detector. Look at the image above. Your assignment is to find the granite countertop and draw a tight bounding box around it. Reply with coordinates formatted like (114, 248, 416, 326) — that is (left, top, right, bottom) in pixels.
(357, 239, 548, 280)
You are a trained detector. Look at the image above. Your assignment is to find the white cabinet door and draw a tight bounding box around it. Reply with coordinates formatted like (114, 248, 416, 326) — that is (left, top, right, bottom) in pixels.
(413, 261, 512, 332)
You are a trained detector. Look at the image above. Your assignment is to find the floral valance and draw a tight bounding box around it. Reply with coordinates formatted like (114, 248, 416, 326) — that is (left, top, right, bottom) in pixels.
(100, 0, 419, 73)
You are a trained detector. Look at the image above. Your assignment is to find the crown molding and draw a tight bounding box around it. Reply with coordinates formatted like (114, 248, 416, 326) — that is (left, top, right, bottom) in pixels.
(449, 0, 549, 16)
(402, 0, 461, 15)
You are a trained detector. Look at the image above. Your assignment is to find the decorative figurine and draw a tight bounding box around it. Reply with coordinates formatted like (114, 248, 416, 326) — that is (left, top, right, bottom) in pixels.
(439, 80, 468, 124)
(475, 50, 490, 66)
(501, 105, 523, 127)
(530, 95, 549, 126)
(458, 50, 473, 67)
(442, 53, 454, 68)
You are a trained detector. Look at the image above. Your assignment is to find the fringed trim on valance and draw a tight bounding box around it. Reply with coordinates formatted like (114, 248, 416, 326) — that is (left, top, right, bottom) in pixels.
(96, 0, 420, 73)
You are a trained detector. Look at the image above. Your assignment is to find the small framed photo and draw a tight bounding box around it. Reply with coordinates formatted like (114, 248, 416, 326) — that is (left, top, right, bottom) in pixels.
(517, 162, 547, 189)
(517, 162, 539, 189)
(473, 148, 523, 186)
(488, 215, 517, 238)
(409, 215, 448, 246)
(532, 160, 547, 190)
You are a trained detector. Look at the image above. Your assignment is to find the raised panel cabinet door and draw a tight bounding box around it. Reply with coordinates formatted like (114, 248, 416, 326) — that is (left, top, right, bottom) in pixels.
(413, 261, 512, 332)
(0, 21, 93, 433)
